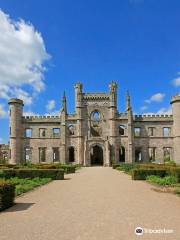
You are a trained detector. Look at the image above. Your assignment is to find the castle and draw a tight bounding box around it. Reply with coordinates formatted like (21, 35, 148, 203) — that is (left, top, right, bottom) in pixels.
(8, 82, 180, 166)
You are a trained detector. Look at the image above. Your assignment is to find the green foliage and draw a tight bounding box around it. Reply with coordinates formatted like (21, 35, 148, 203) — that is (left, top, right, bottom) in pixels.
(132, 169, 167, 180)
(0, 180, 15, 211)
(0, 169, 64, 180)
(6, 177, 52, 196)
(0, 163, 77, 174)
(116, 164, 139, 174)
(167, 167, 180, 183)
(146, 175, 178, 186)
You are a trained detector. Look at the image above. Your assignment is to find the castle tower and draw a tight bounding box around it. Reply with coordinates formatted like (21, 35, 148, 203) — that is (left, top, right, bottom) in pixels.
(60, 92, 67, 163)
(171, 95, 180, 164)
(8, 98, 24, 164)
(126, 92, 134, 163)
(109, 81, 118, 164)
(74, 83, 84, 165)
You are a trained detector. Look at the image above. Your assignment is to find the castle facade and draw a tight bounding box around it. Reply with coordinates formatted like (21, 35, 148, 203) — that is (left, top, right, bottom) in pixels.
(8, 82, 180, 166)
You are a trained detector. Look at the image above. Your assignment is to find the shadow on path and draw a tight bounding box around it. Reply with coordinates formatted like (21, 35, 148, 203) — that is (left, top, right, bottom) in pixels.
(4, 203, 35, 212)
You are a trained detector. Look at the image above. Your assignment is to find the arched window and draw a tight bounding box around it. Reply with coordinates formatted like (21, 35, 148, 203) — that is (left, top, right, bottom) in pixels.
(68, 125, 75, 135)
(69, 147, 75, 162)
(119, 125, 125, 135)
(91, 111, 101, 121)
(119, 146, 125, 162)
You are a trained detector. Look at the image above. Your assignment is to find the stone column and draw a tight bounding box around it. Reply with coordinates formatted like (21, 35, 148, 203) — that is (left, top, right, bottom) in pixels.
(8, 98, 24, 164)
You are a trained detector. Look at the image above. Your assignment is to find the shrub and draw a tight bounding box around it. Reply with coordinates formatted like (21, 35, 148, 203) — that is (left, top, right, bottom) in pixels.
(167, 167, 180, 183)
(8, 177, 52, 196)
(0, 169, 64, 180)
(132, 169, 167, 180)
(116, 164, 139, 174)
(146, 175, 178, 186)
(0, 180, 15, 211)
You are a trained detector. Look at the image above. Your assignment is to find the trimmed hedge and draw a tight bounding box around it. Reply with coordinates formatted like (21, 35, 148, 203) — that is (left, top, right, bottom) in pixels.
(167, 167, 180, 182)
(132, 169, 167, 180)
(0, 163, 76, 174)
(0, 180, 15, 211)
(0, 169, 64, 180)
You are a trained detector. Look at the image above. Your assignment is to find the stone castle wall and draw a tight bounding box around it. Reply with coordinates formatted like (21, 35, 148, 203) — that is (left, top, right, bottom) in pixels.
(8, 84, 180, 165)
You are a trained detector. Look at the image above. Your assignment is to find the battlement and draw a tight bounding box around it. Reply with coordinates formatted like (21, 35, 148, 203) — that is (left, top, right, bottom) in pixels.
(83, 93, 110, 101)
(23, 115, 60, 119)
(134, 114, 173, 121)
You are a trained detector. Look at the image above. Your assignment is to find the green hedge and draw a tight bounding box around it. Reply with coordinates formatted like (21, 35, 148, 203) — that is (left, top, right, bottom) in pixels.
(167, 167, 180, 182)
(0, 180, 15, 211)
(0, 169, 64, 180)
(0, 163, 76, 174)
(132, 169, 167, 180)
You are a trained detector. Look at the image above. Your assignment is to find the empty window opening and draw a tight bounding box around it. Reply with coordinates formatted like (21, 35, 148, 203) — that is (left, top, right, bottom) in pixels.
(119, 146, 125, 162)
(134, 128, 141, 137)
(53, 128, 60, 137)
(39, 147, 46, 162)
(135, 148, 142, 162)
(53, 148, 60, 162)
(25, 129, 32, 138)
(39, 128, 46, 137)
(163, 127, 171, 137)
(119, 125, 125, 135)
(149, 147, 156, 162)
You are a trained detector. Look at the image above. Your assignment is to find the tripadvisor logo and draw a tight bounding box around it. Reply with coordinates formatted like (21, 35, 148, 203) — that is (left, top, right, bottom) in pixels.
(135, 227, 143, 236)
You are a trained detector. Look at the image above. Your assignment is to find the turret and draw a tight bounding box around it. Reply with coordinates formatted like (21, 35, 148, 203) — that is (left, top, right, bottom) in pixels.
(74, 82, 83, 109)
(8, 98, 24, 164)
(109, 81, 118, 164)
(171, 95, 180, 164)
(74, 83, 84, 165)
(126, 91, 134, 163)
(109, 81, 117, 108)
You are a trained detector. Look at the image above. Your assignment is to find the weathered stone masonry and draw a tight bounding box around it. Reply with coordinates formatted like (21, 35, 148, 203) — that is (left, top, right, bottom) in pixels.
(8, 82, 180, 165)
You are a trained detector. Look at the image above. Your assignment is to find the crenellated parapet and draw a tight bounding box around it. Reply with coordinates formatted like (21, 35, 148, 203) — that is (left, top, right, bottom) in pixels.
(134, 114, 173, 121)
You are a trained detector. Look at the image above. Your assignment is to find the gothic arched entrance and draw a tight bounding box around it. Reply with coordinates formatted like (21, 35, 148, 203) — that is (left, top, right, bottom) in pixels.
(90, 145, 103, 166)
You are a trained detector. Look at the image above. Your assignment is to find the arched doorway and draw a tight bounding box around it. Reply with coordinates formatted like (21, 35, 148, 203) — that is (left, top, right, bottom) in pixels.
(119, 146, 125, 162)
(69, 147, 75, 162)
(90, 145, 103, 166)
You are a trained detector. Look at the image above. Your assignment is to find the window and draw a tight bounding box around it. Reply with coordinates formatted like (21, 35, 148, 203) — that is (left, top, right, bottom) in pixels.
(91, 111, 100, 121)
(119, 125, 125, 135)
(149, 147, 156, 162)
(25, 129, 32, 138)
(68, 125, 75, 135)
(148, 127, 155, 137)
(163, 147, 171, 162)
(39, 147, 46, 162)
(53, 128, 60, 137)
(24, 147, 32, 162)
(163, 127, 171, 137)
(135, 148, 142, 162)
(39, 128, 46, 137)
(53, 148, 60, 162)
(119, 146, 125, 162)
(134, 128, 141, 137)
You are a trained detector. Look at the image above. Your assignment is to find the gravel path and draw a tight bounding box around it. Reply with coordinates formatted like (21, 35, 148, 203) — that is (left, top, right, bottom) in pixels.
(0, 167, 180, 240)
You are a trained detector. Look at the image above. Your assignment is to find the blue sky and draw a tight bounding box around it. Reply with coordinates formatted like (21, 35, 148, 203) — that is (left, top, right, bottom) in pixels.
(0, 0, 180, 143)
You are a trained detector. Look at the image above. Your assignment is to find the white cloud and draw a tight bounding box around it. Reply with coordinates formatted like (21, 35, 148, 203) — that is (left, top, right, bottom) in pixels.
(46, 100, 56, 111)
(0, 104, 8, 118)
(172, 76, 180, 87)
(0, 9, 50, 104)
(145, 93, 165, 104)
(140, 106, 148, 111)
(142, 107, 172, 115)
